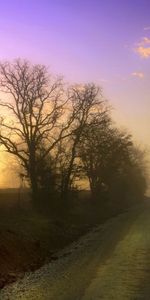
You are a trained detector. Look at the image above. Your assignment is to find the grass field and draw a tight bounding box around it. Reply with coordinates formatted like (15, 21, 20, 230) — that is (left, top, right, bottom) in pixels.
(0, 189, 112, 289)
(0, 189, 145, 290)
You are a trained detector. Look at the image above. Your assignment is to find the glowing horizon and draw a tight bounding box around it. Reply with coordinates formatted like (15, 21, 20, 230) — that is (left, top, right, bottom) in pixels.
(0, 0, 149, 188)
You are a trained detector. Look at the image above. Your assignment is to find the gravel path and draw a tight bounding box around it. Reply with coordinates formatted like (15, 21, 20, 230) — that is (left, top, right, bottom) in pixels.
(1, 205, 150, 300)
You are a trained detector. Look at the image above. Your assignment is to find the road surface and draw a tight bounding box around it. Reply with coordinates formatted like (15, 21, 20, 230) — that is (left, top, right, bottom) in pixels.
(1, 203, 150, 299)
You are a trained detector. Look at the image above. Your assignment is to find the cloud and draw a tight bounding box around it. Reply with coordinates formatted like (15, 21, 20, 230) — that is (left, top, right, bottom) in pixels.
(135, 37, 150, 58)
(136, 46, 150, 58)
(142, 37, 150, 44)
(99, 78, 109, 83)
(131, 72, 144, 79)
(144, 26, 150, 31)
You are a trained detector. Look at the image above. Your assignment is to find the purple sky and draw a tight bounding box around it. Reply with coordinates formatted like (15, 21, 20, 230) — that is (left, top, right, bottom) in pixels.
(0, 0, 150, 186)
(0, 1, 149, 76)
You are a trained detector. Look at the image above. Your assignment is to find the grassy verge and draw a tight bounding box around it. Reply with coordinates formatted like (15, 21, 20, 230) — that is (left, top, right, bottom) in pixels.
(0, 190, 143, 289)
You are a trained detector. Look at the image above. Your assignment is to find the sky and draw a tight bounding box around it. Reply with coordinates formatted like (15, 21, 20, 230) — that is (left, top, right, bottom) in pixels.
(0, 0, 149, 187)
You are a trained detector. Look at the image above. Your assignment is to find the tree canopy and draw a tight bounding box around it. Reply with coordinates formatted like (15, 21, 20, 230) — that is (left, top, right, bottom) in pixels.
(0, 59, 147, 209)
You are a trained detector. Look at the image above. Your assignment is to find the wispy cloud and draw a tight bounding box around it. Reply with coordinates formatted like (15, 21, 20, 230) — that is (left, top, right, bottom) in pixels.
(135, 37, 150, 58)
(142, 37, 150, 44)
(131, 72, 144, 79)
(144, 26, 150, 31)
(99, 78, 109, 83)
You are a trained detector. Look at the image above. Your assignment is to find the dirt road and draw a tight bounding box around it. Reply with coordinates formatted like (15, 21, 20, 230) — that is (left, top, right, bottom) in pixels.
(1, 204, 150, 299)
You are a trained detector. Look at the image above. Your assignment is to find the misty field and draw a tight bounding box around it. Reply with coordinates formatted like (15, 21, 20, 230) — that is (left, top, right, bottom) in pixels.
(0, 189, 118, 289)
(1, 200, 150, 299)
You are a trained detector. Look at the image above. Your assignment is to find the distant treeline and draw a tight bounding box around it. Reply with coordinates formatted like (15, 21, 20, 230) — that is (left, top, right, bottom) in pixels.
(0, 60, 147, 213)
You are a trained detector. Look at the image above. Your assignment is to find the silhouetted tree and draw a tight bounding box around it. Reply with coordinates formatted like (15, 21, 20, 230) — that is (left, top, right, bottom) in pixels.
(56, 84, 110, 199)
(79, 121, 147, 207)
(0, 60, 75, 202)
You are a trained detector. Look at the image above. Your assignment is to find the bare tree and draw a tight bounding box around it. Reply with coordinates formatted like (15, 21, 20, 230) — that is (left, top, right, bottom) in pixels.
(0, 60, 74, 201)
(79, 121, 147, 207)
(57, 83, 109, 199)
(79, 122, 132, 195)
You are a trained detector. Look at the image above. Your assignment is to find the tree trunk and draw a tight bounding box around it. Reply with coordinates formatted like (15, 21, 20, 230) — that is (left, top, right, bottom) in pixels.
(29, 147, 38, 205)
(61, 153, 75, 200)
(61, 134, 81, 200)
(30, 173, 38, 202)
